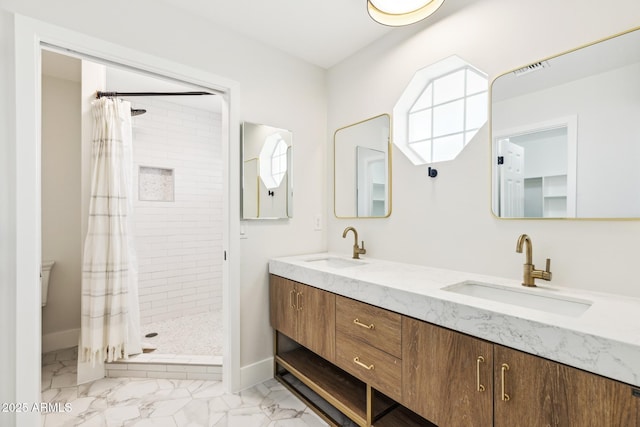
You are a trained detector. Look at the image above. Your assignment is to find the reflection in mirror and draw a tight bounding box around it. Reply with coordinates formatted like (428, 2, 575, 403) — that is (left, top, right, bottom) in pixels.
(357, 147, 386, 216)
(241, 122, 293, 219)
(491, 27, 640, 219)
(334, 114, 391, 218)
(494, 117, 577, 218)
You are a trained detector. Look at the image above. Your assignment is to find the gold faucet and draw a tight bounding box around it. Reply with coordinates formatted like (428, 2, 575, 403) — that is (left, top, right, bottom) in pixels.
(342, 226, 366, 259)
(515, 234, 552, 287)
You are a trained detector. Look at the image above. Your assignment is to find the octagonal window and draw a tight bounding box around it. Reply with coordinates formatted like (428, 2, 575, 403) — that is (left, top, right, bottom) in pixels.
(394, 56, 488, 165)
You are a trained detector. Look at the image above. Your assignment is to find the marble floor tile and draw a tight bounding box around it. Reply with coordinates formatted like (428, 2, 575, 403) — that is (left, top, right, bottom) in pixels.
(42, 347, 328, 427)
(260, 388, 308, 420)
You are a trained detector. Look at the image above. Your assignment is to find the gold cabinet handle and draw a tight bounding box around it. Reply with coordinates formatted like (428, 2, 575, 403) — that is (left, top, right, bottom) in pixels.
(353, 357, 374, 370)
(289, 290, 296, 309)
(353, 318, 375, 330)
(501, 363, 510, 401)
(296, 292, 303, 311)
(476, 356, 485, 392)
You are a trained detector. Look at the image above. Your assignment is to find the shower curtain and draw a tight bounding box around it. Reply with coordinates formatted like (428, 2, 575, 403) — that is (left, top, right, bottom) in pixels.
(79, 97, 142, 365)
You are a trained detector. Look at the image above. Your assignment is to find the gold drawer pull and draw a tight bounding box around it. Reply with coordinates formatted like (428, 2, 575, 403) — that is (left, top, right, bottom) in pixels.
(353, 318, 375, 330)
(289, 290, 296, 309)
(353, 357, 374, 370)
(501, 363, 510, 401)
(296, 292, 303, 311)
(476, 356, 485, 392)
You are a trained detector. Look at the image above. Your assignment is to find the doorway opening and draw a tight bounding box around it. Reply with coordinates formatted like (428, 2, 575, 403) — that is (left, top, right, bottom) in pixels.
(15, 20, 241, 421)
(40, 47, 227, 383)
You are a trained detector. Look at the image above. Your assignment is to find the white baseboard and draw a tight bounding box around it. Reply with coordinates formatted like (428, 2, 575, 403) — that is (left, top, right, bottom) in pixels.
(42, 328, 79, 353)
(240, 356, 274, 390)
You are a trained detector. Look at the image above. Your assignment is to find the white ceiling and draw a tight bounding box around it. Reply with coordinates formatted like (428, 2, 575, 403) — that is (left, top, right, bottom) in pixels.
(42, 0, 405, 110)
(38, 0, 469, 72)
(157, 0, 394, 69)
(41, 0, 467, 113)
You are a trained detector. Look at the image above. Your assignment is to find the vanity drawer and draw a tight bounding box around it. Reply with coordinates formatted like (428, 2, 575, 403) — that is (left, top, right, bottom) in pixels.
(336, 295, 402, 358)
(335, 332, 402, 401)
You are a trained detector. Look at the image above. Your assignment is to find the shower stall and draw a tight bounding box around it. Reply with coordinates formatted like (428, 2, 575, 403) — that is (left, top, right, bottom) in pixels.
(103, 68, 224, 365)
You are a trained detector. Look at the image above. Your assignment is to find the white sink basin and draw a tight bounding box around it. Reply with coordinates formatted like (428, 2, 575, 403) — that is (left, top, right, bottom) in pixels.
(444, 281, 592, 317)
(305, 257, 367, 269)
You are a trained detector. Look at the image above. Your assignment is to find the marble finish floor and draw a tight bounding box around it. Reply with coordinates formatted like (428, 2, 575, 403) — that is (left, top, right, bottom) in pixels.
(42, 347, 328, 427)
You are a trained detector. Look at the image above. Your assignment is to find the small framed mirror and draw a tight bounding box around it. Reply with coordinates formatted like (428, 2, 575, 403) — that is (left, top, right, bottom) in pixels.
(491, 27, 640, 219)
(334, 114, 391, 218)
(241, 122, 293, 219)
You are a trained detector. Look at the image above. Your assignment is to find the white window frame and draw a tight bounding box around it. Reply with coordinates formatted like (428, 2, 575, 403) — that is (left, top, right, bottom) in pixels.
(392, 55, 488, 166)
(407, 66, 487, 163)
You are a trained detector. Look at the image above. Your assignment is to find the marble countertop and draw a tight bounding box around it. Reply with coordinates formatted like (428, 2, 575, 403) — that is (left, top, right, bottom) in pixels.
(269, 252, 640, 388)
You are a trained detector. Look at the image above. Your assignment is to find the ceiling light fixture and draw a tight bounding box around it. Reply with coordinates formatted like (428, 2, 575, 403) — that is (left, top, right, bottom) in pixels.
(367, 0, 445, 26)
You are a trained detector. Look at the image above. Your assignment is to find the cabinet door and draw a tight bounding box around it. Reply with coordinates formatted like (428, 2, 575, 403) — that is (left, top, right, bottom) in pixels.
(402, 317, 493, 427)
(269, 275, 298, 341)
(297, 283, 336, 362)
(494, 345, 640, 426)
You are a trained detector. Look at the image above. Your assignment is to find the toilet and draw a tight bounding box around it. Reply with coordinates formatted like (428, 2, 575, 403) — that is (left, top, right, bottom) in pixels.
(41, 260, 55, 307)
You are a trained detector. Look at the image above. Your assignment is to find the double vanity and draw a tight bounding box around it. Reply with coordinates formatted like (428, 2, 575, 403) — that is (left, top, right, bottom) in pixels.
(269, 252, 640, 426)
(263, 24, 640, 427)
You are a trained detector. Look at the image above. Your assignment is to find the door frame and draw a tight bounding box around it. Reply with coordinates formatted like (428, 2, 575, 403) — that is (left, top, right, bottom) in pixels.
(14, 14, 241, 425)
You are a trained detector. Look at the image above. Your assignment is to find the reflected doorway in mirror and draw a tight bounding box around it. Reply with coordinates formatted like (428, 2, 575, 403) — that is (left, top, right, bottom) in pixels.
(492, 117, 577, 219)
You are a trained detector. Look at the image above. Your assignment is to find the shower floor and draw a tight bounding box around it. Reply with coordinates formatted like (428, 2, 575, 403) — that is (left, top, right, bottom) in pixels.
(105, 310, 223, 380)
(107, 309, 224, 371)
(140, 310, 223, 357)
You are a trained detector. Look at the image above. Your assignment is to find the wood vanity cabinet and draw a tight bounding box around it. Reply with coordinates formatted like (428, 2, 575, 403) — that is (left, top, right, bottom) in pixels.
(494, 344, 640, 427)
(270, 274, 640, 427)
(402, 317, 494, 427)
(401, 319, 640, 427)
(269, 275, 335, 362)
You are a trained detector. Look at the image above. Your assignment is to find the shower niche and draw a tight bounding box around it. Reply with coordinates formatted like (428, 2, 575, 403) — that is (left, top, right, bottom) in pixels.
(138, 166, 175, 202)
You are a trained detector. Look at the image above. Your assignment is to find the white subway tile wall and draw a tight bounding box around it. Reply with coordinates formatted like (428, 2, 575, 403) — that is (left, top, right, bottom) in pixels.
(130, 97, 222, 325)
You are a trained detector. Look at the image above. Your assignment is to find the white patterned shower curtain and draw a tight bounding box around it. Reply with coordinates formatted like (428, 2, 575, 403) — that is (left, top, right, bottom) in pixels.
(79, 97, 142, 365)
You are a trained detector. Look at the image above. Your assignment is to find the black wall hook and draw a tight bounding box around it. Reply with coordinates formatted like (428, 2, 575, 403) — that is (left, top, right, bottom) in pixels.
(428, 167, 438, 178)
(268, 190, 275, 197)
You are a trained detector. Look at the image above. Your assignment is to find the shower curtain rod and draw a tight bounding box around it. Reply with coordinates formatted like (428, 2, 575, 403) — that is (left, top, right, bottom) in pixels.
(96, 90, 214, 98)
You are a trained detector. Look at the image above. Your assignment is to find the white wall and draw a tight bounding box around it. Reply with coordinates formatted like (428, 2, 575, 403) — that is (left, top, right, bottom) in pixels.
(41, 74, 82, 339)
(129, 97, 223, 325)
(327, 0, 640, 298)
(0, 11, 17, 427)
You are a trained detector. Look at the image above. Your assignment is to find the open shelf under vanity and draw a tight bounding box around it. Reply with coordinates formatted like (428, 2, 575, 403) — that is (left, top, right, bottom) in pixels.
(274, 333, 434, 427)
